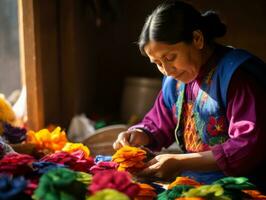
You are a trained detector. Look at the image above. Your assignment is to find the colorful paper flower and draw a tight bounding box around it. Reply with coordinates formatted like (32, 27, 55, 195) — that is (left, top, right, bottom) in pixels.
(26, 126, 67, 152)
(2, 123, 27, 144)
(206, 116, 226, 136)
(86, 189, 130, 200)
(242, 190, 266, 199)
(112, 146, 146, 172)
(135, 183, 157, 200)
(40, 150, 94, 173)
(62, 142, 90, 159)
(175, 198, 206, 200)
(158, 185, 194, 200)
(213, 177, 255, 190)
(76, 171, 93, 185)
(168, 177, 202, 190)
(0, 174, 28, 200)
(0, 140, 14, 158)
(0, 153, 35, 176)
(33, 168, 87, 200)
(183, 184, 229, 200)
(32, 161, 66, 175)
(89, 170, 140, 199)
(90, 161, 118, 175)
(0, 96, 16, 135)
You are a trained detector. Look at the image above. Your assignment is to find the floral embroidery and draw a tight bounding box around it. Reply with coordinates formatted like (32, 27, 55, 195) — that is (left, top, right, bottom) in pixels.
(206, 116, 226, 136)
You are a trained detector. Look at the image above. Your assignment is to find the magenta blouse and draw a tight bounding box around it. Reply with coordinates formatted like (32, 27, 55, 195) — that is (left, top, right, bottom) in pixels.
(129, 66, 266, 178)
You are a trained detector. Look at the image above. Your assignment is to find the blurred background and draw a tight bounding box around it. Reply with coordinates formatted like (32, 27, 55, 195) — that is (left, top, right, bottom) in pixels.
(0, 0, 266, 132)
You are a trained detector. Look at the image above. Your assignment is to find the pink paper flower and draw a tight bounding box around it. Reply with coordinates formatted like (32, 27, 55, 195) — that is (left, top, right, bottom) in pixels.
(90, 161, 118, 175)
(40, 150, 94, 173)
(89, 170, 140, 199)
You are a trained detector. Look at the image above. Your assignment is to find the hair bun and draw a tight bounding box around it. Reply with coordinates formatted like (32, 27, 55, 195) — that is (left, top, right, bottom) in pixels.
(201, 11, 227, 38)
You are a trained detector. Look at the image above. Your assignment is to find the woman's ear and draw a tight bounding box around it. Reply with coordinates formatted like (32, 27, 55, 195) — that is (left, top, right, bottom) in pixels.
(192, 30, 204, 49)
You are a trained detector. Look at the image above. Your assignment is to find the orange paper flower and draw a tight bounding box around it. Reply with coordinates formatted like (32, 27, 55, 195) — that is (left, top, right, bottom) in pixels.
(242, 190, 266, 199)
(168, 177, 202, 190)
(26, 127, 67, 152)
(112, 146, 146, 172)
(135, 183, 157, 200)
(62, 142, 90, 158)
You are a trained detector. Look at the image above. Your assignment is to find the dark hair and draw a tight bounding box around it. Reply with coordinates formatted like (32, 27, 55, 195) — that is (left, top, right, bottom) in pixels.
(138, 0, 227, 55)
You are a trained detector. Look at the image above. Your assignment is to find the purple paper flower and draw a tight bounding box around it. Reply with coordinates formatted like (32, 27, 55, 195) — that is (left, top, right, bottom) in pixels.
(3, 123, 26, 144)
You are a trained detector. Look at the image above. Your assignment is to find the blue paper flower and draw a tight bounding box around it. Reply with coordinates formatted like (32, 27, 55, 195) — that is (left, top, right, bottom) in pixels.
(0, 175, 27, 200)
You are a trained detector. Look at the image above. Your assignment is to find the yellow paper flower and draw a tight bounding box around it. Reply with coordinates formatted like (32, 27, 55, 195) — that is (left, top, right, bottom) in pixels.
(135, 183, 157, 200)
(168, 177, 202, 189)
(183, 184, 230, 200)
(0, 95, 16, 134)
(112, 146, 146, 172)
(26, 126, 67, 152)
(62, 142, 90, 158)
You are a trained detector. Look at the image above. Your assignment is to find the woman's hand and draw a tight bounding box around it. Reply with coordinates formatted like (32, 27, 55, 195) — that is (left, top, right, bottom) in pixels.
(137, 154, 182, 180)
(136, 151, 219, 180)
(113, 129, 150, 150)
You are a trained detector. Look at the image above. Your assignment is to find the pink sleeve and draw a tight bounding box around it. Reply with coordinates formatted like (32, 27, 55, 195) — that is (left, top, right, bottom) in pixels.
(211, 69, 266, 176)
(129, 90, 177, 151)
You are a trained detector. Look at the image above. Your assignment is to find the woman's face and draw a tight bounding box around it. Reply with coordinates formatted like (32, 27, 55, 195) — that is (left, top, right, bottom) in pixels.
(144, 34, 204, 83)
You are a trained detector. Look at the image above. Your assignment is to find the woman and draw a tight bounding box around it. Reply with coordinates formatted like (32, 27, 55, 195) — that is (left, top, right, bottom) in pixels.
(113, 0, 266, 191)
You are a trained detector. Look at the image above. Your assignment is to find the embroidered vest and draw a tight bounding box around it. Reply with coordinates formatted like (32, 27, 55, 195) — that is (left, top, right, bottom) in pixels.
(162, 48, 258, 152)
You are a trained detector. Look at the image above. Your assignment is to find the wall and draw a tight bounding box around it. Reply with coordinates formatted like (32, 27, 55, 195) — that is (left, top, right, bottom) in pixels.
(0, 0, 21, 97)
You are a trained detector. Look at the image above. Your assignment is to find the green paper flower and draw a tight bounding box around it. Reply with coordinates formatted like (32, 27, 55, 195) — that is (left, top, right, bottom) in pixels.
(76, 172, 92, 185)
(158, 185, 194, 200)
(86, 189, 130, 200)
(213, 177, 255, 190)
(33, 168, 87, 200)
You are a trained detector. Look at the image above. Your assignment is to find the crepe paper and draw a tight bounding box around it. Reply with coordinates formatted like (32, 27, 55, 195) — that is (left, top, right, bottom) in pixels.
(158, 185, 194, 200)
(32, 161, 66, 175)
(135, 183, 157, 200)
(140, 181, 165, 194)
(175, 198, 206, 200)
(168, 177, 202, 189)
(62, 142, 90, 159)
(24, 178, 39, 196)
(0, 153, 35, 176)
(3, 123, 27, 144)
(0, 96, 16, 135)
(76, 172, 93, 185)
(112, 146, 147, 172)
(26, 126, 67, 152)
(183, 184, 231, 200)
(90, 161, 118, 175)
(242, 190, 266, 199)
(0, 140, 14, 158)
(89, 170, 140, 199)
(94, 155, 112, 164)
(212, 177, 256, 190)
(0, 174, 27, 200)
(33, 168, 87, 200)
(86, 189, 130, 200)
(40, 151, 94, 173)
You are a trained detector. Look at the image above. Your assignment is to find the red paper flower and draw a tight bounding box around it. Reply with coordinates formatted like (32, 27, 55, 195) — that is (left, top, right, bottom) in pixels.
(0, 153, 35, 176)
(40, 150, 94, 173)
(89, 170, 140, 199)
(206, 116, 226, 136)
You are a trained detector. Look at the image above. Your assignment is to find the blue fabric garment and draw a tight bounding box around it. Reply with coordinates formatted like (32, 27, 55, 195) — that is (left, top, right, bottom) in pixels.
(181, 170, 225, 185)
